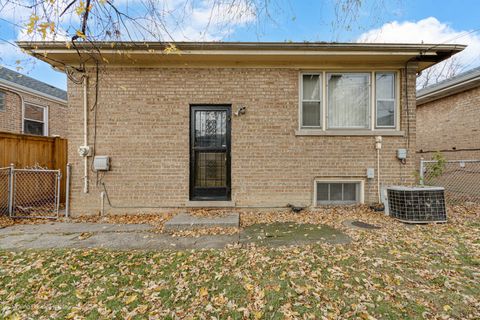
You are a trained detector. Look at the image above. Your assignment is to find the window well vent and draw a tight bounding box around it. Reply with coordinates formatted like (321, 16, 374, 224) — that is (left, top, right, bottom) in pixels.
(316, 181, 361, 205)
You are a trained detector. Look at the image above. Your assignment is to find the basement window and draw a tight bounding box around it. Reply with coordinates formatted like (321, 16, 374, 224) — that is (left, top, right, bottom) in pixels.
(315, 181, 363, 205)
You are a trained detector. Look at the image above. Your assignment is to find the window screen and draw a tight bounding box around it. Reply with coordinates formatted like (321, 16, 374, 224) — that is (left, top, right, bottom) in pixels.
(24, 120, 44, 136)
(24, 103, 46, 136)
(301, 74, 322, 127)
(0, 91, 5, 111)
(376, 72, 396, 128)
(316, 182, 360, 204)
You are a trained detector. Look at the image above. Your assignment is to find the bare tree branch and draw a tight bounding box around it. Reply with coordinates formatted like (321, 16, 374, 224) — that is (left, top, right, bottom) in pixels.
(418, 56, 462, 89)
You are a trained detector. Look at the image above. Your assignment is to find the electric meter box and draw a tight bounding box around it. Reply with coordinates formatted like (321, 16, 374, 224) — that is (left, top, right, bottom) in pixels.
(397, 148, 408, 160)
(366, 168, 375, 179)
(93, 156, 110, 171)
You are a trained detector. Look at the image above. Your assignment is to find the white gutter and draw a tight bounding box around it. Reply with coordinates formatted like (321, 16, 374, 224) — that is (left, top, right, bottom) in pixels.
(0, 78, 67, 105)
(17, 41, 466, 51)
(28, 49, 438, 57)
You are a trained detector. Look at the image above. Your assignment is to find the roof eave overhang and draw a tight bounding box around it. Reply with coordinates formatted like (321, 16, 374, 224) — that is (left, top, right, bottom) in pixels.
(16, 41, 466, 73)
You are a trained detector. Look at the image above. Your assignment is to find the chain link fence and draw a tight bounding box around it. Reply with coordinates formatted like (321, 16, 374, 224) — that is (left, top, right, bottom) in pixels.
(420, 160, 480, 204)
(0, 167, 11, 216)
(0, 165, 65, 219)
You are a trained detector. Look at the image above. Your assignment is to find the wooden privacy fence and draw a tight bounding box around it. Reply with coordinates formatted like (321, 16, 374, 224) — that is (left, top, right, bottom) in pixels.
(0, 131, 68, 203)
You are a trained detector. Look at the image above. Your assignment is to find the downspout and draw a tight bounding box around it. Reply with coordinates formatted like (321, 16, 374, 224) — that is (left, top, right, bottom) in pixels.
(19, 94, 25, 134)
(83, 75, 89, 193)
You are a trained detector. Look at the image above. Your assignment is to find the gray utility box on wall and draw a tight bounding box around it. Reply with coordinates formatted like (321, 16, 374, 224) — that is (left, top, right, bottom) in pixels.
(387, 186, 447, 223)
(397, 148, 407, 160)
(93, 156, 110, 171)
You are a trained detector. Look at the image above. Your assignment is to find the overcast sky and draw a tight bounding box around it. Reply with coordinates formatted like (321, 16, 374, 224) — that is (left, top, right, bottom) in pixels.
(0, 0, 479, 90)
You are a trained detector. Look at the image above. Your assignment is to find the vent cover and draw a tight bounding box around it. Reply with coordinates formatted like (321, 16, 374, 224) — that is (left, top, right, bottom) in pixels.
(387, 186, 447, 223)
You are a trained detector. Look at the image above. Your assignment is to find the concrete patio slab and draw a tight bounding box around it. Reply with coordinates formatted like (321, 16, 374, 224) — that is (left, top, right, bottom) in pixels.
(9, 233, 81, 250)
(164, 212, 239, 231)
(0, 220, 349, 250)
(0, 230, 239, 250)
(0, 233, 41, 249)
(0, 222, 153, 236)
(71, 232, 174, 250)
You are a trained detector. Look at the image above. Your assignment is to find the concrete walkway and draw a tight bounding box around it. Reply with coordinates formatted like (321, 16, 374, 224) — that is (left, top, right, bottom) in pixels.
(0, 221, 350, 250)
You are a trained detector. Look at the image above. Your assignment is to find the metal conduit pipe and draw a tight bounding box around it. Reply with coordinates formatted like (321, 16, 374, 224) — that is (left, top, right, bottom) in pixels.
(83, 75, 89, 193)
(375, 136, 382, 203)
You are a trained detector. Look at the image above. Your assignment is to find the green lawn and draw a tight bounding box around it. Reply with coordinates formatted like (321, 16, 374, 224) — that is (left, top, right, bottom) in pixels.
(1, 210, 479, 319)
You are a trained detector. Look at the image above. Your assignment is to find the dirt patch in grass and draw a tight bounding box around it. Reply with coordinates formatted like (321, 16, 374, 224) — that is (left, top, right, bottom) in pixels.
(241, 222, 350, 245)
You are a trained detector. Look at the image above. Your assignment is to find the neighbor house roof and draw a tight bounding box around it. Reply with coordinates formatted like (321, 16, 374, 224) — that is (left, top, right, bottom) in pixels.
(417, 66, 480, 105)
(0, 66, 67, 103)
(16, 41, 465, 73)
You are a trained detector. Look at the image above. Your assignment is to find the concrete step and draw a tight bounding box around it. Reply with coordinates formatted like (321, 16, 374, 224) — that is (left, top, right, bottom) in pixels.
(164, 212, 239, 231)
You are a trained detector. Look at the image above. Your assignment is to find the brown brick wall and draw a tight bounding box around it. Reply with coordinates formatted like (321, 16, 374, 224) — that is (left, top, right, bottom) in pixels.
(67, 66, 417, 215)
(0, 90, 21, 133)
(417, 86, 480, 160)
(0, 87, 67, 137)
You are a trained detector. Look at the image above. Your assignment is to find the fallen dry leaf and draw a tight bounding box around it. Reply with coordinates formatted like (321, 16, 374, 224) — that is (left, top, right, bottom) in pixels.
(78, 232, 92, 240)
(125, 294, 137, 304)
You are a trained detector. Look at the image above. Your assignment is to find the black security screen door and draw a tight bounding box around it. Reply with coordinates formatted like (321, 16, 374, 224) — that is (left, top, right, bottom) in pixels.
(190, 105, 231, 200)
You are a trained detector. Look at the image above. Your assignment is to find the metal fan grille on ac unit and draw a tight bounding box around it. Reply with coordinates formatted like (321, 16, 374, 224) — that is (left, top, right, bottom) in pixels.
(387, 186, 447, 223)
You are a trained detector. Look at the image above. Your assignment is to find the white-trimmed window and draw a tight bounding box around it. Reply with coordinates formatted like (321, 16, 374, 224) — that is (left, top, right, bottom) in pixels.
(23, 103, 48, 136)
(301, 74, 322, 127)
(375, 72, 396, 128)
(0, 91, 5, 111)
(315, 180, 364, 205)
(299, 71, 398, 131)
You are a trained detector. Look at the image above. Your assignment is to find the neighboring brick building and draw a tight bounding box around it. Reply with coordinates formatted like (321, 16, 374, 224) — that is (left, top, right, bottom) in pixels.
(0, 66, 67, 137)
(417, 66, 480, 160)
(19, 42, 463, 215)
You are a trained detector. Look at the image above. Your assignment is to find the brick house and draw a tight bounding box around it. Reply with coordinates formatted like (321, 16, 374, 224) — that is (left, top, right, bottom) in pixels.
(18, 42, 463, 215)
(0, 66, 68, 137)
(417, 66, 480, 160)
